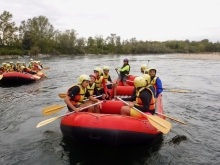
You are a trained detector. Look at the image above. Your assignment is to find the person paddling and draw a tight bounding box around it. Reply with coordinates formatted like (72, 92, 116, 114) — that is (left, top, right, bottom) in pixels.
(120, 77, 156, 117)
(115, 58, 130, 86)
(64, 75, 101, 113)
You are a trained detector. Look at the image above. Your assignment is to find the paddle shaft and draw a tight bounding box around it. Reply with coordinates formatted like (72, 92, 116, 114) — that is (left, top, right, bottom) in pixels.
(118, 97, 168, 128)
(155, 112, 187, 125)
(36, 101, 104, 128)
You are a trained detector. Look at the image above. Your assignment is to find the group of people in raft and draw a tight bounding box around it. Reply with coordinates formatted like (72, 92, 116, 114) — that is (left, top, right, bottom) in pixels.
(0, 58, 43, 75)
(64, 58, 163, 118)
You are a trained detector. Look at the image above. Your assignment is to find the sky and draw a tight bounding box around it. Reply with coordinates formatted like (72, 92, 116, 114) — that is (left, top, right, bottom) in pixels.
(1, 0, 220, 42)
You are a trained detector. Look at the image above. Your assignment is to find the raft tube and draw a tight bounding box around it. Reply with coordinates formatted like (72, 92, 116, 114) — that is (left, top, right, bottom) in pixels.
(0, 72, 39, 85)
(60, 94, 164, 146)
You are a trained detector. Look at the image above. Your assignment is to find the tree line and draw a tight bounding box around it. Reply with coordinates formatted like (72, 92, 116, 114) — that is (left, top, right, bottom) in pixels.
(0, 10, 220, 56)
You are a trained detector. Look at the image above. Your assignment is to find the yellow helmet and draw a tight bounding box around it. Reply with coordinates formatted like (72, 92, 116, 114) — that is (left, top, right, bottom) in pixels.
(10, 62, 13, 64)
(21, 66, 25, 70)
(78, 75, 90, 84)
(2, 63, 6, 66)
(149, 68, 157, 73)
(141, 64, 147, 70)
(142, 74, 151, 84)
(94, 67, 102, 75)
(134, 77, 146, 88)
(103, 66, 110, 70)
(6, 64, 10, 68)
(16, 61, 20, 64)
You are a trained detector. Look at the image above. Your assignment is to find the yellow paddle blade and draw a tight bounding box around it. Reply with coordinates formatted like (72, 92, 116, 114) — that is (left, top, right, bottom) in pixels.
(58, 93, 66, 98)
(42, 67, 50, 70)
(38, 71, 48, 78)
(42, 105, 66, 116)
(32, 75, 41, 80)
(143, 114, 172, 134)
(36, 116, 61, 128)
(156, 112, 187, 125)
(169, 89, 190, 93)
(0, 75, 3, 80)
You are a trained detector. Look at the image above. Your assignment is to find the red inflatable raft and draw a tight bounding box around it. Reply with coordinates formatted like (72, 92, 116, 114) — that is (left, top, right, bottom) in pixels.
(60, 94, 165, 146)
(117, 75, 136, 86)
(0, 72, 40, 85)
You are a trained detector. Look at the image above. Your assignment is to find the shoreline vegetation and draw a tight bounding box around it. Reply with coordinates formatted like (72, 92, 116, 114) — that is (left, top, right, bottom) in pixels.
(1, 52, 220, 61)
(1, 10, 220, 60)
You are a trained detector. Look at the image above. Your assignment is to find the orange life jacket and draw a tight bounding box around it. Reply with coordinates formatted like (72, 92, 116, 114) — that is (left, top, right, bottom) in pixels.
(135, 86, 155, 111)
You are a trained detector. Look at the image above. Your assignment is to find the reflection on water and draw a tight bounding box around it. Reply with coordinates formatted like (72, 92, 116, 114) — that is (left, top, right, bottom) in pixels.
(1, 54, 220, 165)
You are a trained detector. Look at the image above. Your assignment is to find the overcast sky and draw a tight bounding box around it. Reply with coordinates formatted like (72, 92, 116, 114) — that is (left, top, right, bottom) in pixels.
(1, 0, 220, 42)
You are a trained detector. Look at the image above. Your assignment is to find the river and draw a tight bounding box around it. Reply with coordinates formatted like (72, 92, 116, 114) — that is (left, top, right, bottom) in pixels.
(0, 54, 220, 165)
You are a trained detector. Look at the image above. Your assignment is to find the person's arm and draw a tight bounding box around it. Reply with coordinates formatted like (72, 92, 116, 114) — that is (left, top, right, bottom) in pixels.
(118, 65, 129, 72)
(156, 78, 163, 98)
(122, 87, 136, 101)
(64, 86, 80, 112)
(134, 90, 151, 112)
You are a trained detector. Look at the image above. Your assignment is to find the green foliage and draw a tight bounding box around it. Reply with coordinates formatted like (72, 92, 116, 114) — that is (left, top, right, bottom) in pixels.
(1, 10, 220, 56)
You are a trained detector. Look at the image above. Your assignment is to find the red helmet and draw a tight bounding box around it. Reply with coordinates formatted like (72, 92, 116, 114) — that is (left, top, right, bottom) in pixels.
(89, 73, 97, 80)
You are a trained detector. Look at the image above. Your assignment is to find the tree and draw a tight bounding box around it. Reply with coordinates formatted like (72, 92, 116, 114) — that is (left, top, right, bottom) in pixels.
(0, 11, 18, 46)
(19, 16, 55, 53)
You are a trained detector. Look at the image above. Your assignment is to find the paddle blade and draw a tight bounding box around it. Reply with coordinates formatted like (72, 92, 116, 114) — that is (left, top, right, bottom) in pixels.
(38, 71, 48, 78)
(0, 75, 3, 80)
(58, 93, 66, 98)
(144, 114, 172, 134)
(32, 75, 41, 80)
(42, 105, 66, 116)
(36, 116, 61, 128)
(42, 67, 50, 70)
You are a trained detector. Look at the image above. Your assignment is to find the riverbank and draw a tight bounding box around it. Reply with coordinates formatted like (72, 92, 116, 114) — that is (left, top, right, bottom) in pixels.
(0, 54, 51, 60)
(171, 52, 220, 60)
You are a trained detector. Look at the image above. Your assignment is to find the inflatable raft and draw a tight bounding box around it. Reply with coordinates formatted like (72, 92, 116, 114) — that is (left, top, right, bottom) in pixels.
(0, 72, 40, 85)
(60, 94, 165, 146)
(117, 75, 136, 86)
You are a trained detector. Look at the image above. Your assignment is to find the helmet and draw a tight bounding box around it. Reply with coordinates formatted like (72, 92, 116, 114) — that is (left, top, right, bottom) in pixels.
(103, 66, 110, 70)
(89, 73, 97, 80)
(2, 63, 6, 66)
(123, 58, 129, 62)
(30, 58, 33, 61)
(21, 66, 25, 70)
(94, 67, 102, 75)
(10, 62, 13, 64)
(142, 74, 151, 84)
(134, 77, 146, 88)
(78, 75, 90, 84)
(22, 62, 26, 64)
(149, 67, 157, 73)
(141, 64, 147, 70)
(16, 61, 20, 64)
(6, 64, 10, 68)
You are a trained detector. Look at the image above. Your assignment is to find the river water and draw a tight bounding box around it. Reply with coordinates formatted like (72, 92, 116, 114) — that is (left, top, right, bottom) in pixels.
(0, 54, 220, 165)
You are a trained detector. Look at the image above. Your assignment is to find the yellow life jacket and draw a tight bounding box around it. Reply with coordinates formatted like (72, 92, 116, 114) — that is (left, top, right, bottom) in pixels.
(95, 76, 103, 90)
(135, 86, 155, 111)
(102, 73, 110, 83)
(66, 84, 86, 105)
(87, 83, 96, 95)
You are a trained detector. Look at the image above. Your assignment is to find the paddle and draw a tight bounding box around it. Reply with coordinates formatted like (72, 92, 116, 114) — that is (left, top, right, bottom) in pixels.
(147, 60, 150, 66)
(126, 80, 189, 93)
(38, 71, 48, 78)
(42, 67, 50, 70)
(58, 93, 101, 99)
(0, 75, 3, 80)
(42, 105, 66, 116)
(117, 97, 172, 134)
(43, 95, 102, 116)
(32, 75, 41, 80)
(155, 112, 187, 125)
(37, 101, 104, 128)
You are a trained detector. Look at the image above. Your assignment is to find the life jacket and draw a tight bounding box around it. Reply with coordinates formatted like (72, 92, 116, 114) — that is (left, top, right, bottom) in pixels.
(95, 76, 103, 90)
(67, 85, 86, 106)
(135, 85, 155, 111)
(87, 83, 96, 95)
(120, 64, 130, 76)
(150, 76, 158, 93)
(32, 64, 38, 71)
(102, 73, 110, 83)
